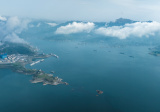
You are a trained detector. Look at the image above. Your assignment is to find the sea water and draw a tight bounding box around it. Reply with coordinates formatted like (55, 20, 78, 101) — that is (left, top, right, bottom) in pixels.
(1, 39, 160, 112)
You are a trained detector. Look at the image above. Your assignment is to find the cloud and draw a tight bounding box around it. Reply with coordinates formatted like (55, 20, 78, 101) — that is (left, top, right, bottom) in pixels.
(6, 16, 30, 33)
(55, 22, 95, 34)
(0, 16, 30, 43)
(36, 23, 41, 27)
(0, 16, 7, 21)
(96, 21, 160, 39)
(6, 16, 21, 30)
(3, 33, 26, 43)
(46, 23, 57, 27)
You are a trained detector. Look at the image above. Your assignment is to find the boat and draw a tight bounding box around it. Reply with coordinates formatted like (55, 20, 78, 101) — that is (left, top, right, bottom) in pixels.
(50, 71, 55, 73)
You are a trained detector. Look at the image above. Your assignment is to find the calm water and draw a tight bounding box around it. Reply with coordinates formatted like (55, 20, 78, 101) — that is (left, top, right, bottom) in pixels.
(1, 39, 160, 112)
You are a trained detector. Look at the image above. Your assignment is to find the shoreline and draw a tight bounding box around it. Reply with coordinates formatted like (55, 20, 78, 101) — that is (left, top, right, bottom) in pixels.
(0, 53, 68, 86)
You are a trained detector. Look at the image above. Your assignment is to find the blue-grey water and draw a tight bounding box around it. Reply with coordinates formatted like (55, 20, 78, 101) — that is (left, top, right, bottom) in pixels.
(1, 38, 160, 112)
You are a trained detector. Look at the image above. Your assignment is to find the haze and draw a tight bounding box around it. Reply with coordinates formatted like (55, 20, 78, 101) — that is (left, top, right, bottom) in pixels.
(0, 0, 160, 22)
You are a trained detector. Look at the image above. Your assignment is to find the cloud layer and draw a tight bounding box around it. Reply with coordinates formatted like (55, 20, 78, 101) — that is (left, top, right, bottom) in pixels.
(47, 23, 57, 27)
(0, 16, 7, 21)
(0, 16, 30, 44)
(55, 22, 95, 34)
(96, 21, 160, 39)
(1, 16, 160, 43)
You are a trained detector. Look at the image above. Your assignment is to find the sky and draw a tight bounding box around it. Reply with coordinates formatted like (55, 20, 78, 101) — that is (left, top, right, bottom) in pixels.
(0, 0, 160, 22)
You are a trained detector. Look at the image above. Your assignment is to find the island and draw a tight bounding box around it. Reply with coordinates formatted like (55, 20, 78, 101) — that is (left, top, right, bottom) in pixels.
(96, 90, 103, 95)
(0, 42, 68, 86)
(96, 90, 103, 96)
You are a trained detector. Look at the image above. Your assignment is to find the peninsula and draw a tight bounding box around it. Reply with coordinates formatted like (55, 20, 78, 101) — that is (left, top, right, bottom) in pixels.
(0, 43, 68, 86)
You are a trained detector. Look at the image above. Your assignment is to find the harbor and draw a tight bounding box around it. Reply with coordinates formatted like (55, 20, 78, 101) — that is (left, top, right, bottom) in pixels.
(30, 59, 44, 66)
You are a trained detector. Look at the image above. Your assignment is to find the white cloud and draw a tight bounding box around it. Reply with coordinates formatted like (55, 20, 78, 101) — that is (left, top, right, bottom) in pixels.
(6, 16, 30, 33)
(4, 33, 26, 44)
(36, 23, 41, 27)
(96, 21, 160, 39)
(6, 16, 21, 30)
(55, 22, 95, 34)
(0, 16, 30, 43)
(0, 16, 7, 21)
(46, 23, 57, 27)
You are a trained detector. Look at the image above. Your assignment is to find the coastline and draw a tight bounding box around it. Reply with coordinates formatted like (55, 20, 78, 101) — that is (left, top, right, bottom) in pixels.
(0, 53, 68, 86)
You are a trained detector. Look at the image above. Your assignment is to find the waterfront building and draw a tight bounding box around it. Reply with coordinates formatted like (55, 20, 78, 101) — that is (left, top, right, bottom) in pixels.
(0, 53, 7, 59)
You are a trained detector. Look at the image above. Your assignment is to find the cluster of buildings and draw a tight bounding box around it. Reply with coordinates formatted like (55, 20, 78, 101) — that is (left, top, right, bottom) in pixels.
(0, 53, 28, 64)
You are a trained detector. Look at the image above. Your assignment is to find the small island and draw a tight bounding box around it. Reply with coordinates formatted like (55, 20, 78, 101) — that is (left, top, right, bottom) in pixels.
(96, 90, 103, 95)
(0, 42, 68, 86)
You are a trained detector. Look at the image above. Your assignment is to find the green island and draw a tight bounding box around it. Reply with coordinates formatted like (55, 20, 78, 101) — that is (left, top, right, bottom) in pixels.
(0, 43, 68, 86)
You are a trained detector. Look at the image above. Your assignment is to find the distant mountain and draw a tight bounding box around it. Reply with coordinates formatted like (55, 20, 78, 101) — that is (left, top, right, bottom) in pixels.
(46, 19, 137, 28)
(106, 18, 137, 26)
(94, 22, 106, 27)
(58, 18, 137, 27)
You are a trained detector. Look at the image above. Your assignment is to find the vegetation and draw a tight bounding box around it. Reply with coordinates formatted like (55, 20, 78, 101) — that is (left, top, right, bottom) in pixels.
(0, 43, 65, 85)
(0, 43, 37, 56)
